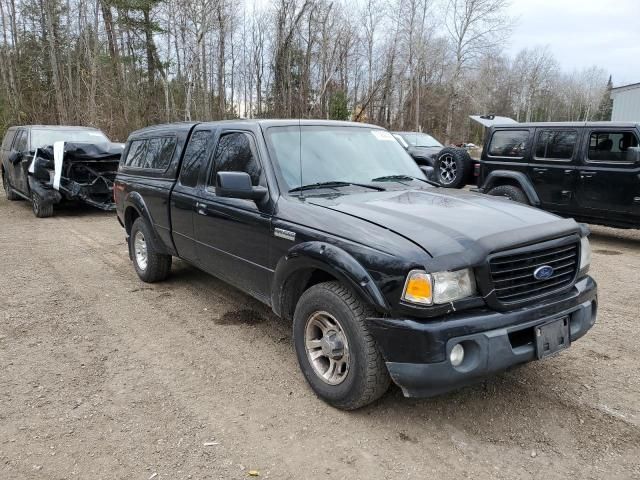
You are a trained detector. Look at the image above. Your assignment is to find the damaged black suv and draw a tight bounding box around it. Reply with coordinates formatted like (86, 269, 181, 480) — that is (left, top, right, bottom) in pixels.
(1, 125, 122, 217)
(115, 120, 597, 410)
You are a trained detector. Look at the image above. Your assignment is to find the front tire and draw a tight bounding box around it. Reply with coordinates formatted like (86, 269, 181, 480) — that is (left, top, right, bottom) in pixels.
(31, 192, 54, 218)
(3, 173, 20, 201)
(293, 281, 390, 410)
(130, 217, 172, 282)
(487, 185, 529, 204)
(435, 147, 470, 188)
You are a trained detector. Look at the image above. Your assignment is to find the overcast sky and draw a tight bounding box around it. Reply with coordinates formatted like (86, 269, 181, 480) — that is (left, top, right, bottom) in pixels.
(507, 0, 640, 86)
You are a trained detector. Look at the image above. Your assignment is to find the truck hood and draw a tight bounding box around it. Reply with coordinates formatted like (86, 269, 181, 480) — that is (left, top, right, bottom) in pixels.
(308, 187, 580, 270)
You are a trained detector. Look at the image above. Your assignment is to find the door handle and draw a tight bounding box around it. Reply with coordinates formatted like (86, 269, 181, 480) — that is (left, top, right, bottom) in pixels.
(564, 169, 573, 175)
(533, 168, 547, 173)
(634, 197, 640, 204)
(195, 202, 208, 216)
(580, 171, 597, 179)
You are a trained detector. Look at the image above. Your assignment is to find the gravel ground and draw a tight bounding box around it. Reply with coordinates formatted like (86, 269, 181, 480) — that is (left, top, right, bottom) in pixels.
(1, 194, 639, 480)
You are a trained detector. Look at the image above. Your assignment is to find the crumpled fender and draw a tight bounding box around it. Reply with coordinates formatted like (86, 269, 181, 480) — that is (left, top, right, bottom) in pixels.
(271, 241, 390, 317)
(28, 177, 62, 204)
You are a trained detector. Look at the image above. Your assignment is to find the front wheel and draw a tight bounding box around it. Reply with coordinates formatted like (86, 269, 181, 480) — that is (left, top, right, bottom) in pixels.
(31, 192, 54, 217)
(487, 185, 529, 204)
(293, 281, 390, 410)
(130, 217, 172, 282)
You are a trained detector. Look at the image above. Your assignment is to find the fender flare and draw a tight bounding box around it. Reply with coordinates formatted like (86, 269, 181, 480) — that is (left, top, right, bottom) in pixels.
(270, 241, 390, 318)
(122, 192, 172, 255)
(480, 170, 540, 206)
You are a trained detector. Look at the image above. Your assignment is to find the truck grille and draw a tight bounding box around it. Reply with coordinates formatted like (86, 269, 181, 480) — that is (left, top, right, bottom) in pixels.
(489, 240, 579, 304)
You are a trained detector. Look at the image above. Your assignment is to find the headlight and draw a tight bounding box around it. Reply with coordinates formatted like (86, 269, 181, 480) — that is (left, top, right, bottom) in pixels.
(579, 236, 591, 272)
(402, 268, 477, 305)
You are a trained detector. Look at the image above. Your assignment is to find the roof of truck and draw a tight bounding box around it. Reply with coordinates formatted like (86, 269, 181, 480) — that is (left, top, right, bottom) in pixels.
(128, 119, 384, 138)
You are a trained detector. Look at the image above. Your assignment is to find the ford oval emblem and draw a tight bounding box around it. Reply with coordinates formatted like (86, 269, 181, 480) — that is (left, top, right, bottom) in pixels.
(533, 265, 554, 280)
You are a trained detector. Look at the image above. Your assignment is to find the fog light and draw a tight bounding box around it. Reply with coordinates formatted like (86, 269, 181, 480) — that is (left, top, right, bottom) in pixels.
(450, 343, 465, 367)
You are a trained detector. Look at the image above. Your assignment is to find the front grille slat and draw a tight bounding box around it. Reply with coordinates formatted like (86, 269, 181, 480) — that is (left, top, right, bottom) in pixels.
(489, 239, 579, 305)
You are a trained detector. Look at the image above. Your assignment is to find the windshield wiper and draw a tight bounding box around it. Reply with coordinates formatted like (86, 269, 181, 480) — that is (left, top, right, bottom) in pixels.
(288, 181, 385, 194)
(371, 175, 440, 188)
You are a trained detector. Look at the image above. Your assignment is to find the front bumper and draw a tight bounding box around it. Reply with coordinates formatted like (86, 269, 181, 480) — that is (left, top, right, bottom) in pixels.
(368, 275, 597, 397)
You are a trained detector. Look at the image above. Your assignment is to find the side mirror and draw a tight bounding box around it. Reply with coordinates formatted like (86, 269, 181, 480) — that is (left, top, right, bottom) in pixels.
(628, 146, 640, 163)
(8, 151, 21, 164)
(215, 171, 267, 200)
(420, 165, 434, 180)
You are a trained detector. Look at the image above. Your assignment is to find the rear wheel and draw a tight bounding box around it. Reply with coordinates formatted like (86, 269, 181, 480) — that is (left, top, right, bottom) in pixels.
(130, 217, 172, 283)
(487, 184, 529, 204)
(31, 192, 54, 217)
(293, 281, 390, 410)
(2, 172, 20, 201)
(435, 147, 470, 188)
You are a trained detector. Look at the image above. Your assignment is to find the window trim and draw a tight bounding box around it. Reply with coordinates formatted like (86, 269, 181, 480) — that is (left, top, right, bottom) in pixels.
(204, 130, 264, 192)
(532, 129, 578, 163)
(121, 135, 178, 173)
(585, 129, 640, 165)
(486, 129, 531, 160)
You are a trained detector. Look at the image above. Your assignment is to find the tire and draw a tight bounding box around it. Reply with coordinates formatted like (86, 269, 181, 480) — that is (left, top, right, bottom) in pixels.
(130, 217, 172, 283)
(434, 147, 470, 188)
(31, 192, 54, 218)
(2, 172, 20, 201)
(293, 281, 390, 410)
(487, 184, 529, 204)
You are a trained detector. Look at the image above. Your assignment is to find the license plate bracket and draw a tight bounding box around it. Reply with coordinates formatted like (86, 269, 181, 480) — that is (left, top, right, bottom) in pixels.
(535, 317, 570, 359)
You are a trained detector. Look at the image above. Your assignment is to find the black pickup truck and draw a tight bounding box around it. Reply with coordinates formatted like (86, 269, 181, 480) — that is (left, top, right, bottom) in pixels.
(114, 120, 597, 410)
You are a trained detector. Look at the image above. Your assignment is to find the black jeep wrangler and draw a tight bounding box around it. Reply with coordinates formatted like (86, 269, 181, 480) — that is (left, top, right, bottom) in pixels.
(115, 120, 597, 409)
(476, 122, 640, 229)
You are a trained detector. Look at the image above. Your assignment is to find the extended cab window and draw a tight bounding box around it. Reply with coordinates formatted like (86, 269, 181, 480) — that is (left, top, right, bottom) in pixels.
(488, 130, 529, 158)
(534, 130, 577, 160)
(123, 140, 147, 168)
(123, 137, 176, 170)
(179, 130, 212, 187)
(588, 131, 639, 163)
(210, 132, 261, 186)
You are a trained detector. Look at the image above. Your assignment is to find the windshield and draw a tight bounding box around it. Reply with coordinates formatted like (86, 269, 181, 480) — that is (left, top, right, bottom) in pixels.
(400, 132, 443, 148)
(30, 129, 110, 149)
(265, 126, 426, 191)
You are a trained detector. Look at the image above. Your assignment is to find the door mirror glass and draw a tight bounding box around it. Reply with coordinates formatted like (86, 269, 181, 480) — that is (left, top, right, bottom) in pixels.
(215, 171, 267, 200)
(627, 146, 640, 163)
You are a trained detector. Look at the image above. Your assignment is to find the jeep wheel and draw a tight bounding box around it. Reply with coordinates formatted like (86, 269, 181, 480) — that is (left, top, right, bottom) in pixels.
(293, 281, 390, 410)
(130, 217, 172, 283)
(487, 185, 529, 204)
(435, 147, 470, 188)
(2, 173, 20, 201)
(31, 192, 54, 218)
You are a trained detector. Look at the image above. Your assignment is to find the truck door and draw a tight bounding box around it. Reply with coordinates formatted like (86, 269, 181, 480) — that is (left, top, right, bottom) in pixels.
(170, 128, 217, 263)
(193, 129, 273, 301)
(575, 128, 640, 219)
(527, 128, 580, 212)
(7, 128, 30, 195)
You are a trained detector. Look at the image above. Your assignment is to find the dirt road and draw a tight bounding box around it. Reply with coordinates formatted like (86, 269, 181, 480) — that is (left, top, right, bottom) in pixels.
(1, 195, 639, 480)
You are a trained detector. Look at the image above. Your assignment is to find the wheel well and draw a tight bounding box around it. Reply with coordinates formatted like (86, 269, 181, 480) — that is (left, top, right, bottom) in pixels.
(124, 207, 140, 235)
(280, 268, 339, 323)
(489, 177, 522, 190)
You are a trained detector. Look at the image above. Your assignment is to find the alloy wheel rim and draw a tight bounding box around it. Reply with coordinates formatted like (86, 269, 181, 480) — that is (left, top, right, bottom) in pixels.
(304, 311, 350, 385)
(134, 231, 148, 271)
(439, 154, 457, 184)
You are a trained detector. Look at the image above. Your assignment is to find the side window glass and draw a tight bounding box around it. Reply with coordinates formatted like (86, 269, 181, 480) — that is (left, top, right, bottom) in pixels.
(210, 132, 261, 186)
(2, 130, 16, 151)
(179, 130, 213, 187)
(13, 130, 27, 152)
(588, 131, 639, 162)
(124, 140, 147, 168)
(534, 130, 577, 160)
(144, 137, 176, 170)
(488, 130, 529, 158)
